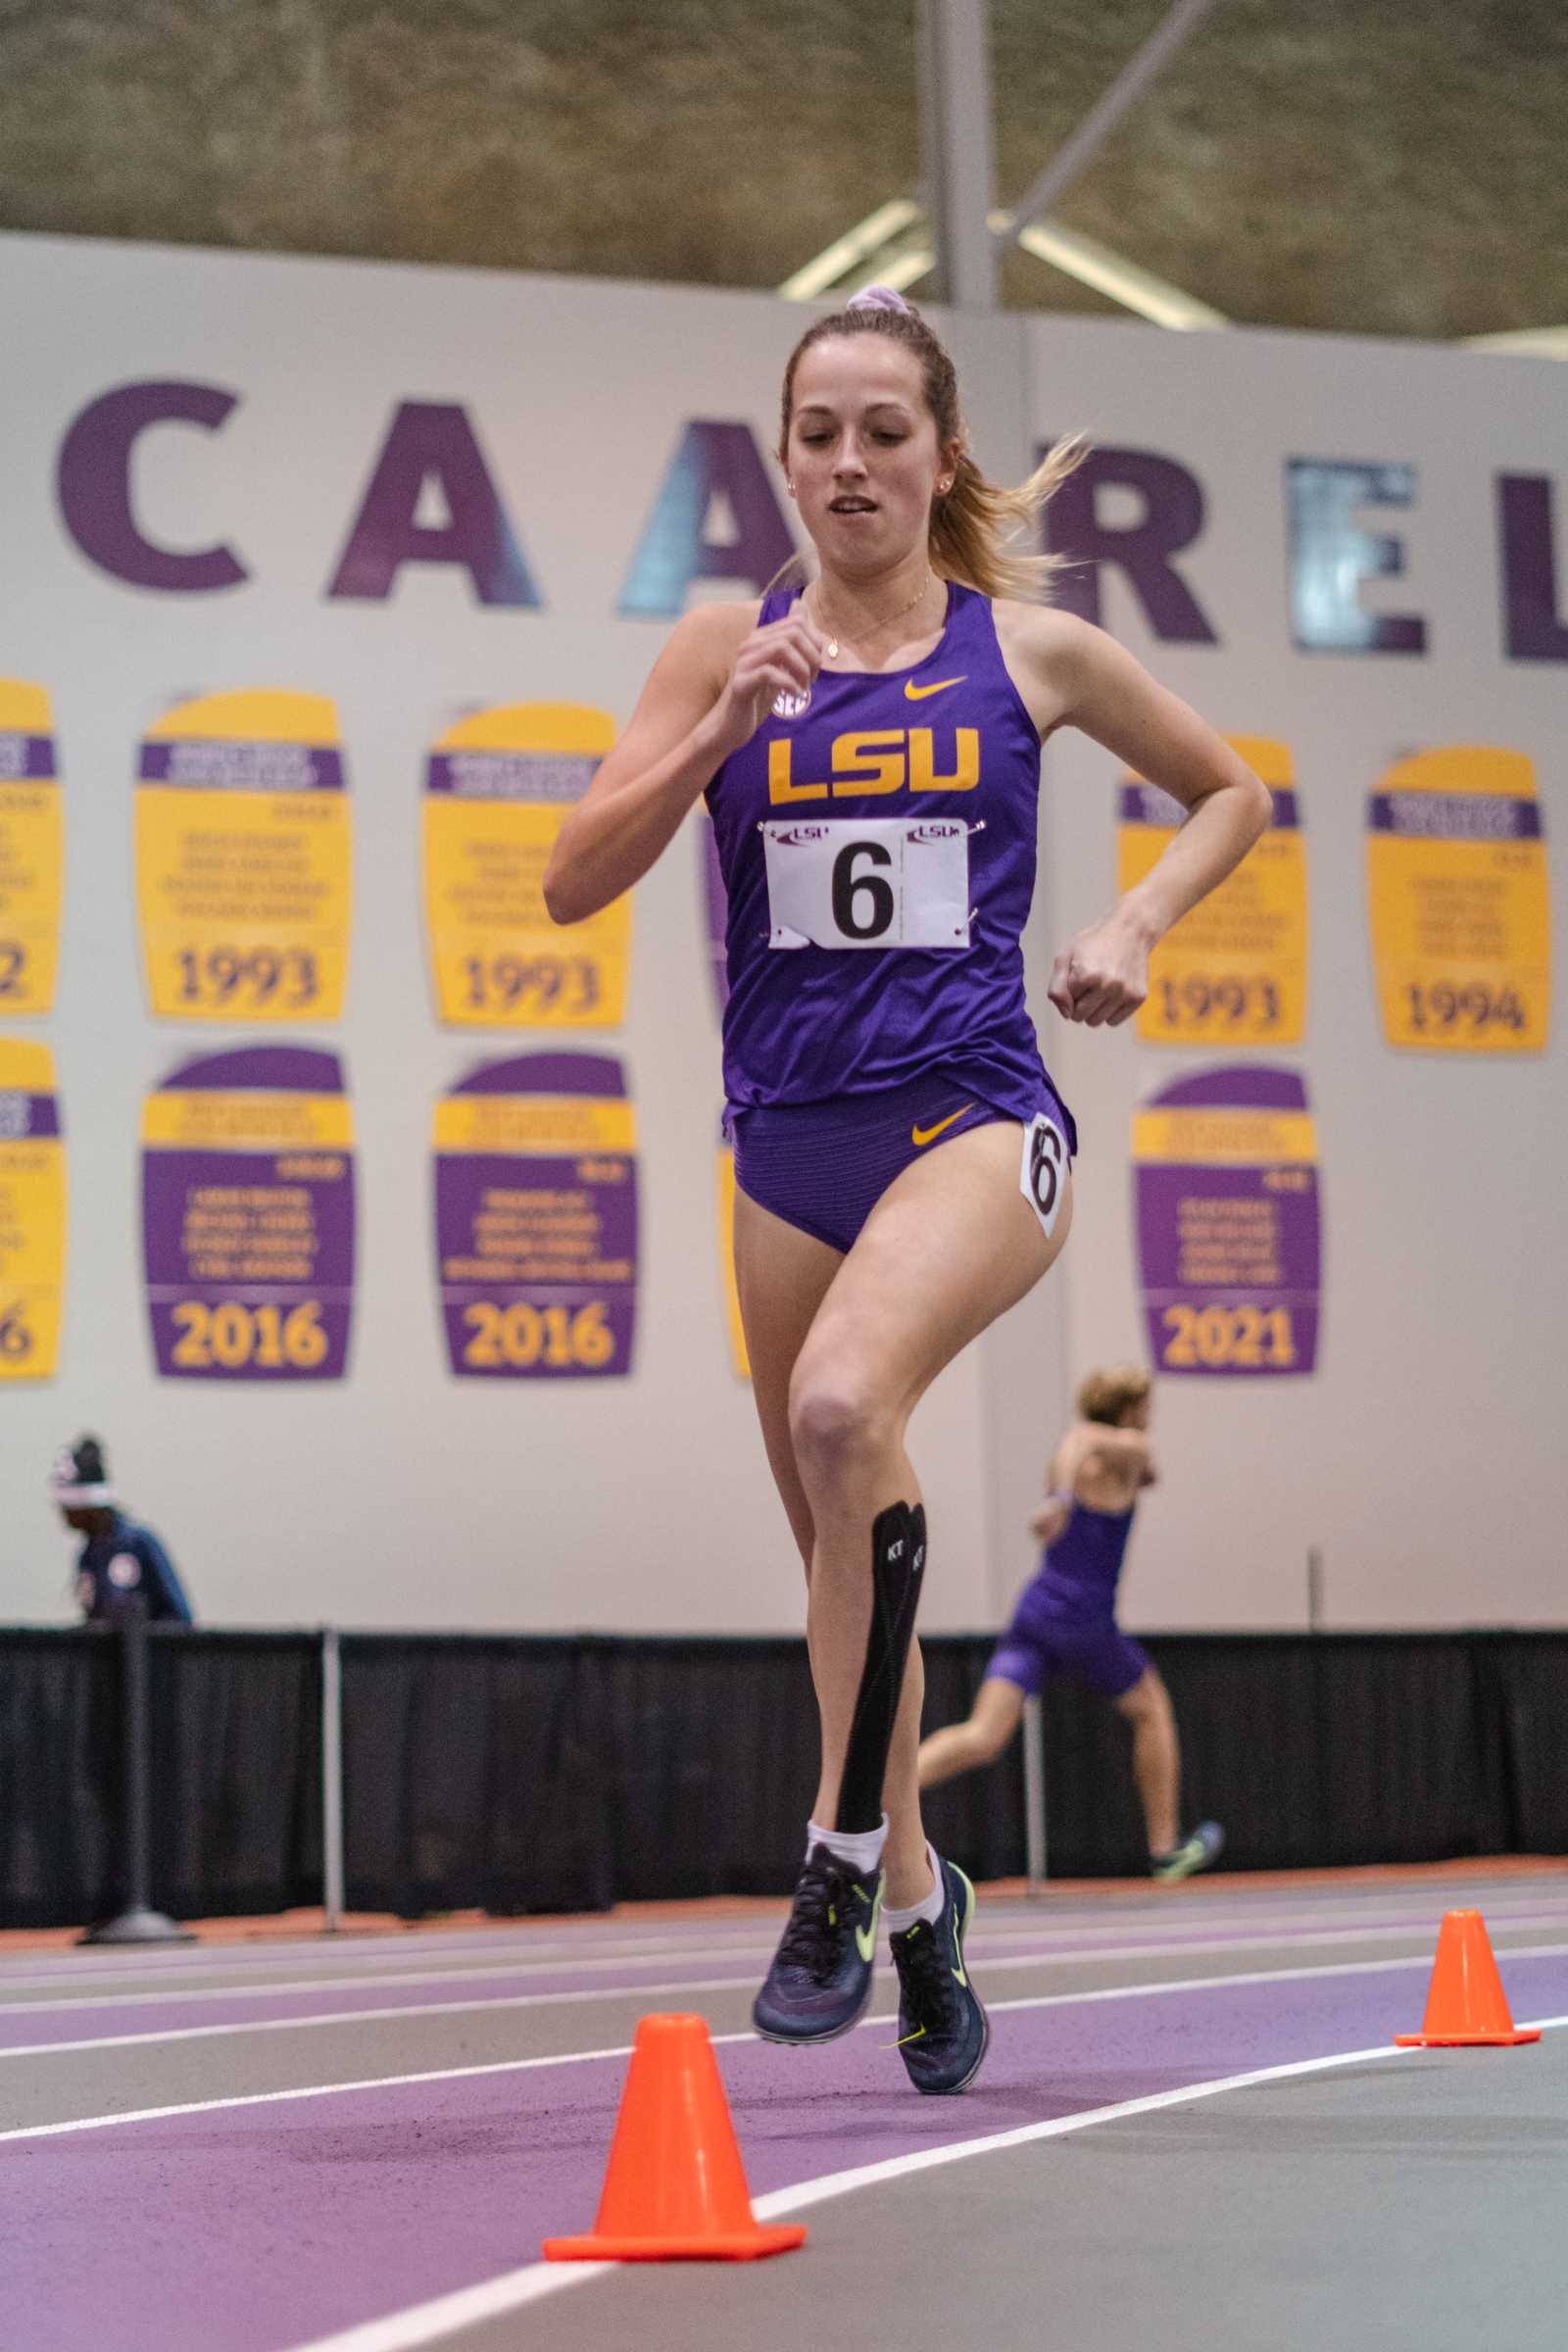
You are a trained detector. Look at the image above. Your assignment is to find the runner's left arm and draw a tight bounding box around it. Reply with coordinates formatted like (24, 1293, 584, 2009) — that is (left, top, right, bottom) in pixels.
(1039, 617, 1272, 1028)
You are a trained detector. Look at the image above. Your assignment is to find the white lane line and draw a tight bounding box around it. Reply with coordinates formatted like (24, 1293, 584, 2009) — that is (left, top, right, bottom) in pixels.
(5, 1942, 1565, 2141)
(3, 1887, 1560, 2005)
(0, 1977, 763, 2059)
(1, 1880, 1555, 1987)
(0, 1943, 775, 2018)
(22, 1930, 1565, 2061)
(2, 1875, 1559, 1987)
(0, 2040, 642, 2144)
(277, 2012, 1568, 2349)
(7, 1916, 1565, 2050)
(0, 1933, 771, 1998)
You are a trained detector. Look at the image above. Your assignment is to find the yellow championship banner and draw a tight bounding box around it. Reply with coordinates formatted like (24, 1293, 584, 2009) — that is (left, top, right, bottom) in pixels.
(432, 1093, 636, 1154)
(135, 690, 351, 1021)
(0, 1039, 66, 1381)
(1366, 746, 1550, 1053)
(1118, 736, 1306, 1046)
(0, 681, 64, 1015)
(716, 1130, 751, 1381)
(422, 703, 629, 1028)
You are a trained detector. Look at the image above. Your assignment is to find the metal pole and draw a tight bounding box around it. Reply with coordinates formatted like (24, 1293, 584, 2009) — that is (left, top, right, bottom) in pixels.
(1000, 0, 1218, 248)
(320, 1627, 345, 1933)
(1306, 1547, 1324, 1634)
(1022, 1693, 1048, 1893)
(915, 0, 998, 309)
(79, 1610, 193, 1945)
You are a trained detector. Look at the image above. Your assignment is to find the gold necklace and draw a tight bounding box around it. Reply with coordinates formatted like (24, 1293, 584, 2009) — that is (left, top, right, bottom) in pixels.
(810, 571, 935, 661)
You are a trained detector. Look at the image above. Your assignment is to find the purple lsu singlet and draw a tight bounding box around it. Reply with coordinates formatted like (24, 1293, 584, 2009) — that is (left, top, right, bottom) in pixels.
(707, 581, 1068, 1122)
(987, 1501, 1149, 1701)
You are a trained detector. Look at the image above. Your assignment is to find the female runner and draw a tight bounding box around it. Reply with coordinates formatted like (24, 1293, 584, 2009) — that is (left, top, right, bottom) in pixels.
(917, 1363, 1225, 1882)
(545, 286, 1270, 2094)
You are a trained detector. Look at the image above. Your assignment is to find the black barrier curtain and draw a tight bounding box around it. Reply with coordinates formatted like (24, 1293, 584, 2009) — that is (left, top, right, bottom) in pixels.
(0, 1629, 319, 1928)
(922, 1635, 1518, 1884)
(2, 1627, 1564, 1929)
(146, 1632, 322, 1920)
(1034, 1634, 1510, 1879)
(0, 1629, 121, 1928)
(338, 1635, 612, 1918)
(593, 1637, 822, 1899)
(1477, 1634, 1568, 1856)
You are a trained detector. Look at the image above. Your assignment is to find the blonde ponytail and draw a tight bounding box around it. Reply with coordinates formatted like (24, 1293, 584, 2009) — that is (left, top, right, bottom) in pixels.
(930, 437, 1089, 601)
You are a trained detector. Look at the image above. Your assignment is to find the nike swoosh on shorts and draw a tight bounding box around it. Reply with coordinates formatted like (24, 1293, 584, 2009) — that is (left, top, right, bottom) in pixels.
(911, 1105, 975, 1147)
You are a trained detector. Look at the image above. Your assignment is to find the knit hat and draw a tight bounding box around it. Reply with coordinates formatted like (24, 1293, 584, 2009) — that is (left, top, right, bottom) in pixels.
(48, 1435, 117, 1507)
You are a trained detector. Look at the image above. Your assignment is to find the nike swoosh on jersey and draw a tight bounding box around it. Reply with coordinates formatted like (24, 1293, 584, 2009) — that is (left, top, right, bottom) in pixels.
(911, 1104, 975, 1147)
(905, 676, 966, 701)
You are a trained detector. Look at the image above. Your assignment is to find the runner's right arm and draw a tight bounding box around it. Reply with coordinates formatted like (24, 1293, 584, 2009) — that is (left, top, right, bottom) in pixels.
(543, 606, 825, 922)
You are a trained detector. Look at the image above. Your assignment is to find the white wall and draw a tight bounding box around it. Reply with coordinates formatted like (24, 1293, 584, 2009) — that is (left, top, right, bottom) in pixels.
(1019, 318, 1567, 1630)
(0, 237, 1025, 1632)
(1, 235, 1562, 1630)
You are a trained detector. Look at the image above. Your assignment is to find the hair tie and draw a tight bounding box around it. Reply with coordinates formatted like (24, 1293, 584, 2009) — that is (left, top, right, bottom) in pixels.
(845, 283, 912, 316)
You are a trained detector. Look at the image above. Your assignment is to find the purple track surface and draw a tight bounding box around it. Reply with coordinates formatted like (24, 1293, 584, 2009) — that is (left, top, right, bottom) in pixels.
(3, 1877, 1564, 2351)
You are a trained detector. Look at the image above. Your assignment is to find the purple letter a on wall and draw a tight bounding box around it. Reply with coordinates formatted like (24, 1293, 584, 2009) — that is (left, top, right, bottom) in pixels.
(619, 422, 796, 616)
(327, 402, 539, 607)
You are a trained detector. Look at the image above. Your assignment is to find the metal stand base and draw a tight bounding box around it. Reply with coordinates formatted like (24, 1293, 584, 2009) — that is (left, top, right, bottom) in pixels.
(78, 1907, 196, 1946)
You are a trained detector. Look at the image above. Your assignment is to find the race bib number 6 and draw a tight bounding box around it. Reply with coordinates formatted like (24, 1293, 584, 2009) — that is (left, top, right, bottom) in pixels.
(761, 818, 973, 952)
(1020, 1110, 1069, 1242)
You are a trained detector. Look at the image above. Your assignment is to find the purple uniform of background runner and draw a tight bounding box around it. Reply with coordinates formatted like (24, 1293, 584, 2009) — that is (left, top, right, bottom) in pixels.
(989, 1500, 1150, 1698)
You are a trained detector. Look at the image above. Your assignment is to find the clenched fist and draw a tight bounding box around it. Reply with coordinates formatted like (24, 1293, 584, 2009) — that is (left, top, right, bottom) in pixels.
(1048, 908, 1153, 1028)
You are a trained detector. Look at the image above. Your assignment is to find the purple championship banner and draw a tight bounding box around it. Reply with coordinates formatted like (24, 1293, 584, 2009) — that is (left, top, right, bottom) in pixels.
(140, 1045, 355, 1380)
(433, 1051, 637, 1379)
(1133, 1065, 1321, 1378)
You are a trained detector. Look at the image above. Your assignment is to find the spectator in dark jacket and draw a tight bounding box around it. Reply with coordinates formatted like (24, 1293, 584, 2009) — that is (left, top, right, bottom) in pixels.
(51, 1436, 194, 1623)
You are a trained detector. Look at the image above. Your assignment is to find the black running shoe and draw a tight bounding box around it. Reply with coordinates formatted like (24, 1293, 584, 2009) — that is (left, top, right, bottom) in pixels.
(1151, 1820, 1226, 1883)
(889, 1856, 989, 2095)
(752, 1843, 884, 2044)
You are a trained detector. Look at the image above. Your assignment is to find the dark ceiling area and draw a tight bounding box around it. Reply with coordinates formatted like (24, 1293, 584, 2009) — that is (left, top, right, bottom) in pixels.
(3, 1, 1563, 342)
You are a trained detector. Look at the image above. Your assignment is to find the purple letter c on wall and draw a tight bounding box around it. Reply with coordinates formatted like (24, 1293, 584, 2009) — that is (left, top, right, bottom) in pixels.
(57, 381, 249, 592)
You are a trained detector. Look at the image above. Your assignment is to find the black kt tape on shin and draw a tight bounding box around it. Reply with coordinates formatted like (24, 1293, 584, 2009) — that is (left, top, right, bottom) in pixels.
(835, 1499, 928, 1834)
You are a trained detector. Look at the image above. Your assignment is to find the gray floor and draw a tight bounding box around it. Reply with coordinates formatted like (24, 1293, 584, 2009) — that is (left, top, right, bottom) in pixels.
(513, 2032, 1568, 2352)
(3, 1873, 1565, 2350)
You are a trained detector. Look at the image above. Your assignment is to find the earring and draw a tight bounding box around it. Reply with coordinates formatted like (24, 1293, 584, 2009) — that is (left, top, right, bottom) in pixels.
(786, 478, 796, 495)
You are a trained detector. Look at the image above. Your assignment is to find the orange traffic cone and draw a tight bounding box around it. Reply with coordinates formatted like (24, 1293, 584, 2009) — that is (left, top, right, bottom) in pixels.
(543, 2014, 808, 2262)
(1396, 1910, 1542, 2048)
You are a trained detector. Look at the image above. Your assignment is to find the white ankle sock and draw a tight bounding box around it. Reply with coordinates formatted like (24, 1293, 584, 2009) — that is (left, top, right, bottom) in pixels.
(806, 1816, 887, 1874)
(882, 1842, 946, 1934)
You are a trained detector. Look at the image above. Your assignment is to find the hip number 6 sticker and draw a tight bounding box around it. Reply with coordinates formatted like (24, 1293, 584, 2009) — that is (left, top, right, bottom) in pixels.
(1021, 1112, 1068, 1242)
